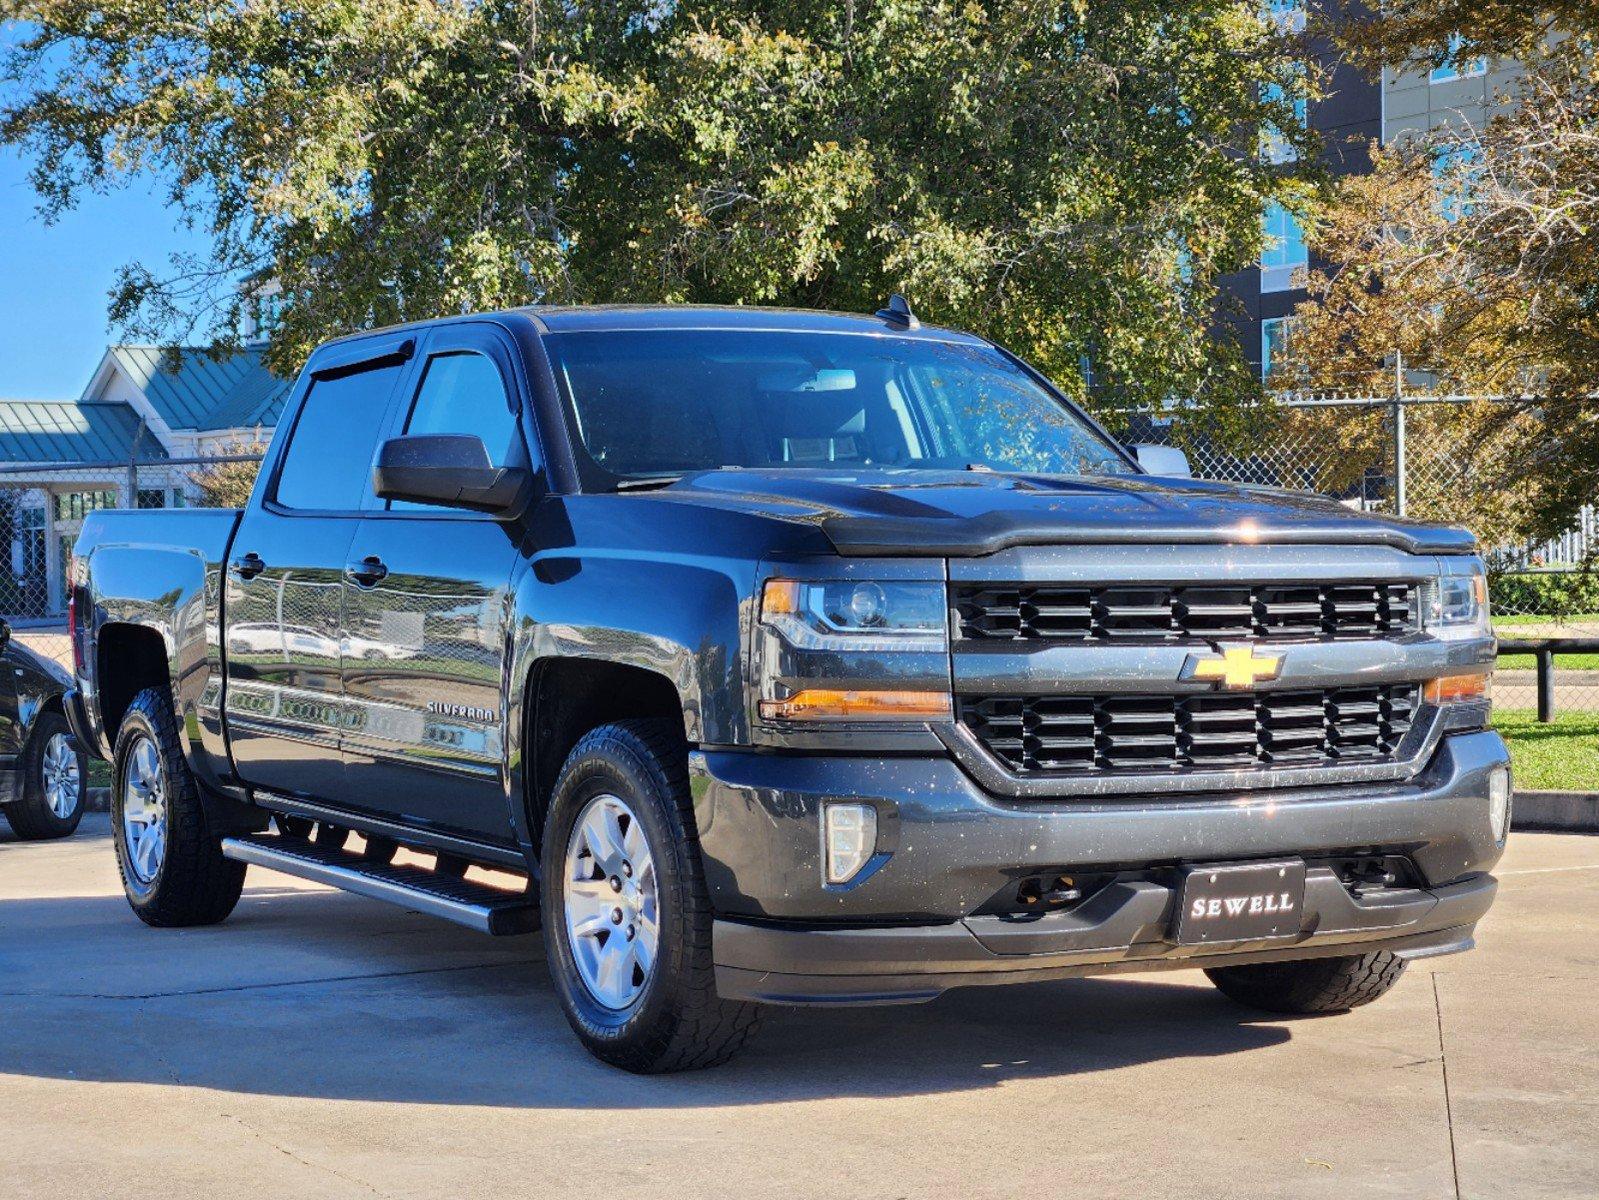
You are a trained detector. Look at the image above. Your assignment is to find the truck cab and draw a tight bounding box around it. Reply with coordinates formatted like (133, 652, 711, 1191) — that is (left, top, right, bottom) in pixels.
(66, 302, 1509, 1073)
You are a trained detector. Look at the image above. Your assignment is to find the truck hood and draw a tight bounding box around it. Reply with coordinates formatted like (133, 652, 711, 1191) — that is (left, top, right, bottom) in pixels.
(654, 467, 1476, 556)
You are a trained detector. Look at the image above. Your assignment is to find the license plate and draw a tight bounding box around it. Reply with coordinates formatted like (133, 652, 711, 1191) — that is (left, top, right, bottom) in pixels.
(1174, 859, 1306, 945)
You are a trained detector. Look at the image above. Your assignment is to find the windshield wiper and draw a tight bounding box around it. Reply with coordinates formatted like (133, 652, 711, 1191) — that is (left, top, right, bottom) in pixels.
(613, 474, 683, 492)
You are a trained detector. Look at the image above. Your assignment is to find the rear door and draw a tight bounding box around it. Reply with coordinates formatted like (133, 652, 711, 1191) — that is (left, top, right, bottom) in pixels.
(223, 338, 414, 799)
(338, 324, 528, 842)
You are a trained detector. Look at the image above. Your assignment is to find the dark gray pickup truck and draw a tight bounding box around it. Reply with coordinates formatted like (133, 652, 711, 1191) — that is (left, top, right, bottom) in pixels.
(66, 301, 1509, 1072)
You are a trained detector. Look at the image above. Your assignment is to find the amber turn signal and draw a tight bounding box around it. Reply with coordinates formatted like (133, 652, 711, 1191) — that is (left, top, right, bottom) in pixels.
(1424, 671, 1491, 705)
(761, 579, 802, 617)
(759, 688, 953, 721)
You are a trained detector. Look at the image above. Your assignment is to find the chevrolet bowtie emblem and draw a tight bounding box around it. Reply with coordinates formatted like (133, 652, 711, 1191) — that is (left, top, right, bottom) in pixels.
(1183, 645, 1283, 690)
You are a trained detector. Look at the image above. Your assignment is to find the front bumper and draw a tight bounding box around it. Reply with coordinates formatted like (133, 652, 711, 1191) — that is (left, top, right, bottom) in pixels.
(694, 729, 1509, 1005)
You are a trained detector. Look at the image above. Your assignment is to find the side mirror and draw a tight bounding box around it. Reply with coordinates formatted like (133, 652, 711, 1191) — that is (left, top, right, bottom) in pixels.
(1131, 443, 1192, 478)
(372, 434, 529, 516)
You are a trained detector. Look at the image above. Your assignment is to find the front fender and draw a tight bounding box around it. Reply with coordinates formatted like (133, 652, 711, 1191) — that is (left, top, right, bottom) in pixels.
(507, 550, 756, 749)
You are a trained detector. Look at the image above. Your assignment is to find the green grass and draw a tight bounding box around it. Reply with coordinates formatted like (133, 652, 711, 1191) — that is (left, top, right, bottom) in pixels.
(1494, 613, 1599, 626)
(1497, 653, 1599, 672)
(1493, 709, 1599, 791)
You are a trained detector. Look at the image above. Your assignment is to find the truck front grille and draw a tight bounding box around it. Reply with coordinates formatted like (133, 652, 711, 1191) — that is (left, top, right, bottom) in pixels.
(958, 684, 1420, 776)
(954, 581, 1417, 643)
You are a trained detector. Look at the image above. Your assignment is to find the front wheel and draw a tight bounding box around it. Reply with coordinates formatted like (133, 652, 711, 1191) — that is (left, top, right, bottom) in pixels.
(2, 711, 87, 840)
(112, 688, 245, 927)
(541, 719, 759, 1073)
(1205, 950, 1407, 1015)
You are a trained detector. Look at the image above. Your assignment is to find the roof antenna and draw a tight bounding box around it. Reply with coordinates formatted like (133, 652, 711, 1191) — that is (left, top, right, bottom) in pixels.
(875, 293, 920, 330)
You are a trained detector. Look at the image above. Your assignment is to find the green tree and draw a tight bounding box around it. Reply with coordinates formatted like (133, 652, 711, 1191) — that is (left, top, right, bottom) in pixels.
(2, 1, 1318, 413)
(1283, 5, 1599, 542)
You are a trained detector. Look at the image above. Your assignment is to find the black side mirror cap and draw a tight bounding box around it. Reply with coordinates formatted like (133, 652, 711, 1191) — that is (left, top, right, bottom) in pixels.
(372, 434, 530, 516)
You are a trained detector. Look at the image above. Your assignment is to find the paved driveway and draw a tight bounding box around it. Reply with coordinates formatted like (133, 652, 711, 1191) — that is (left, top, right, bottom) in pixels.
(1, 816, 1594, 1199)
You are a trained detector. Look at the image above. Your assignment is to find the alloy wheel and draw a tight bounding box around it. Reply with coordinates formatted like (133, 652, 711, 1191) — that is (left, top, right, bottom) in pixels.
(42, 731, 80, 819)
(563, 793, 660, 1011)
(122, 735, 167, 883)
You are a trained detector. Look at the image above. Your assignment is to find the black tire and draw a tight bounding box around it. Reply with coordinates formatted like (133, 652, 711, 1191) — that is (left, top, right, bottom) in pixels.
(313, 822, 351, 851)
(275, 814, 314, 839)
(362, 834, 398, 864)
(2, 710, 87, 840)
(541, 718, 760, 1073)
(1205, 950, 1407, 1015)
(111, 687, 246, 927)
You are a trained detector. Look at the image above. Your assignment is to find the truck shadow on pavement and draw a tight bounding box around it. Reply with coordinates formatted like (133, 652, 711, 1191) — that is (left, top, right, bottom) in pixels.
(0, 879, 1293, 1108)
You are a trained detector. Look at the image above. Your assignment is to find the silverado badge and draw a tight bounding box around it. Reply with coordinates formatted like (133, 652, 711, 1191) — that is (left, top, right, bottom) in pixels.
(1182, 645, 1283, 691)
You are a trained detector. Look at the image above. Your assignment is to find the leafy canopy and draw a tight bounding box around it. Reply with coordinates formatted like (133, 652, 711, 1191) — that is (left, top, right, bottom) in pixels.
(2, 2, 1316, 410)
(1284, 5, 1599, 541)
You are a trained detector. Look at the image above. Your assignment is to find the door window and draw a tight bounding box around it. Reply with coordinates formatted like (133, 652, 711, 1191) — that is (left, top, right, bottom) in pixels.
(390, 351, 520, 511)
(274, 364, 403, 511)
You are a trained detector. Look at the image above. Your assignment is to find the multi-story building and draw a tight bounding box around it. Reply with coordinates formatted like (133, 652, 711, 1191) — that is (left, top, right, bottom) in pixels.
(1219, 1, 1382, 381)
(1224, 7, 1528, 382)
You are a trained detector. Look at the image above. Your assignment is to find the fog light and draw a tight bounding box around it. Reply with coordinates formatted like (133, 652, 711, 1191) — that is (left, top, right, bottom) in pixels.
(1489, 766, 1512, 843)
(823, 802, 878, 885)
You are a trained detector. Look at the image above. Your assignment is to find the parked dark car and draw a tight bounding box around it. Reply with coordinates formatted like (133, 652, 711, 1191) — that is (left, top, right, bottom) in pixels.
(0, 621, 87, 840)
(66, 301, 1508, 1073)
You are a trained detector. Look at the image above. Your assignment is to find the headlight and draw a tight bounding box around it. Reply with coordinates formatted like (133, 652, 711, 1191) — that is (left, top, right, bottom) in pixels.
(760, 579, 948, 652)
(1425, 560, 1490, 641)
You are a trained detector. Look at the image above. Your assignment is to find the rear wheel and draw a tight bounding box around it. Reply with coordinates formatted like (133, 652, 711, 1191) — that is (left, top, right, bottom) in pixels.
(1205, 951, 1407, 1014)
(112, 688, 245, 927)
(2, 712, 86, 840)
(541, 719, 759, 1073)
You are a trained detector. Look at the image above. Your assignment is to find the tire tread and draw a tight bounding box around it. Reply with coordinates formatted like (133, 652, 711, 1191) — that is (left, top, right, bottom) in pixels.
(2, 711, 85, 840)
(547, 718, 760, 1072)
(114, 687, 244, 927)
(1206, 950, 1407, 1014)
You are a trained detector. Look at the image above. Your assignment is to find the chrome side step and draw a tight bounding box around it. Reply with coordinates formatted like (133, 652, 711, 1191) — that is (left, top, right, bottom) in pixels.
(221, 834, 539, 935)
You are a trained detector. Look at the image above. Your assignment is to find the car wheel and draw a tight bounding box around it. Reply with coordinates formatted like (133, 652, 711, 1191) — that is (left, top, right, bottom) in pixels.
(541, 718, 760, 1073)
(2, 711, 87, 840)
(112, 687, 246, 927)
(1206, 951, 1407, 1015)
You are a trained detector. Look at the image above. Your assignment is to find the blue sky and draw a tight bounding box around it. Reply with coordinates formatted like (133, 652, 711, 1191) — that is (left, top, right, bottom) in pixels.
(0, 148, 208, 400)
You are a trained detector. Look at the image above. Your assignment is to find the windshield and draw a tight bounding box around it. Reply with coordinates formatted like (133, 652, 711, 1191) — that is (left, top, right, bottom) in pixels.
(545, 329, 1133, 484)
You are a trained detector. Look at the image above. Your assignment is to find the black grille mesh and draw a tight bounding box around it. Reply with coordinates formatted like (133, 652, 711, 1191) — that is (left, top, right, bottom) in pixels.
(954, 582, 1416, 642)
(958, 685, 1420, 775)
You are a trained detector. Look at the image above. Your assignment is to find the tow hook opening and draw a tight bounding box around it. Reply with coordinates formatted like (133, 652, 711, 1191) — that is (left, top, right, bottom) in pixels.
(977, 871, 1114, 921)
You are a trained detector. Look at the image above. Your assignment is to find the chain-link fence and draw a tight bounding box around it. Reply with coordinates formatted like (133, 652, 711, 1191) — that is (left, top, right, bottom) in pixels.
(5, 396, 1596, 720)
(1114, 393, 1599, 722)
(0, 454, 263, 670)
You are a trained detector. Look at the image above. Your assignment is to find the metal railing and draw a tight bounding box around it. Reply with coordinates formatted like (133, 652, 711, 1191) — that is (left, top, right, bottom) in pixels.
(0, 454, 264, 669)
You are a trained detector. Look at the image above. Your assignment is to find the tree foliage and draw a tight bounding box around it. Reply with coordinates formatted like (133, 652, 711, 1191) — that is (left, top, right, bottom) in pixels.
(190, 440, 268, 508)
(1284, 8, 1599, 542)
(2, 1, 1318, 412)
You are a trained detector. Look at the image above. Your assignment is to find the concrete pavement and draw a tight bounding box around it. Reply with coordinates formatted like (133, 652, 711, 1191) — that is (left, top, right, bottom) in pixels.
(1, 816, 1594, 1199)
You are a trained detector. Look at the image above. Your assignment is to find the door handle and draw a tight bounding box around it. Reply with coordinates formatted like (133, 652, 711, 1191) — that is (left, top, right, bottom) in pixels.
(345, 555, 389, 588)
(229, 553, 266, 581)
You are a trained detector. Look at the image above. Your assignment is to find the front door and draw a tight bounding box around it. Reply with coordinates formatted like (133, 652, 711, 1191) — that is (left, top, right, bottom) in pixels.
(339, 326, 529, 842)
(224, 344, 412, 799)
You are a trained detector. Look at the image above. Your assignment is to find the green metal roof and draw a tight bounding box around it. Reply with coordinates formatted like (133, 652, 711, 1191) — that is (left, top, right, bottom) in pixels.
(0, 400, 169, 465)
(108, 345, 291, 431)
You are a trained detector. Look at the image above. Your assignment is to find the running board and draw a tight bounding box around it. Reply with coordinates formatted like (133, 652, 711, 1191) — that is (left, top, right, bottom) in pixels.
(221, 834, 540, 935)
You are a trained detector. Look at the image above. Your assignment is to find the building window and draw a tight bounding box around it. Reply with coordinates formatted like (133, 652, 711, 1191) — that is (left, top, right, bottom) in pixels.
(1433, 141, 1482, 221)
(1430, 34, 1487, 84)
(136, 488, 167, 509)
(1261, 68, 1309, 164)
(53, 490, 117, 523)
(1261, 201, 1308, 292)
(1265, 0, 1306, 34)
(1262, 317, 1293, 380)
